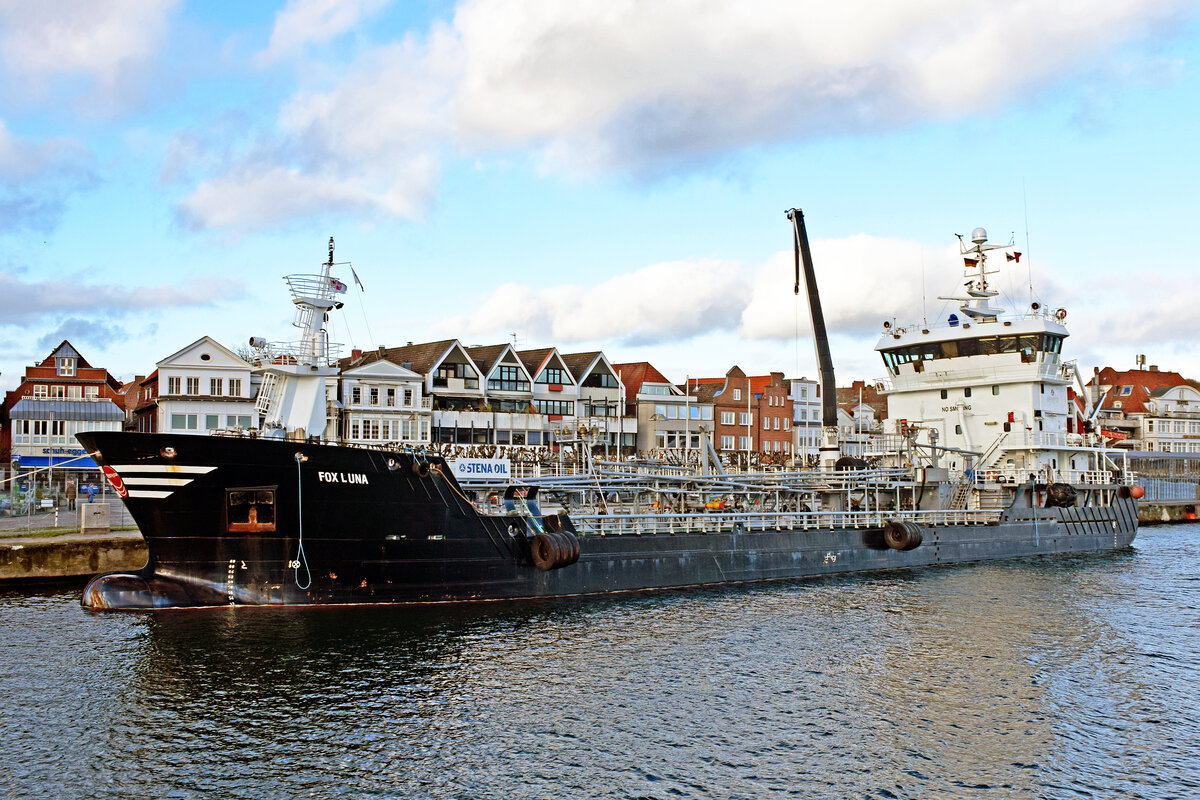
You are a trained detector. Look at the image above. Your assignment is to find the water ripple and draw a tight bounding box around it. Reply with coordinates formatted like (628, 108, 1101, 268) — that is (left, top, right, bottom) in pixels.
(1, 525, 1199, 799)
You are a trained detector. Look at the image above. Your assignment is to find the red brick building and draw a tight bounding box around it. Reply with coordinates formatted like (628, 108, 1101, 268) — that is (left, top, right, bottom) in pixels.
(694, 367, 793, 460)
(1, 341, 126, 488)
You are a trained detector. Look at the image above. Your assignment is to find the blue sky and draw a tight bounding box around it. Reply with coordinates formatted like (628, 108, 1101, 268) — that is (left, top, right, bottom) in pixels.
(2, 0, 1198, 394)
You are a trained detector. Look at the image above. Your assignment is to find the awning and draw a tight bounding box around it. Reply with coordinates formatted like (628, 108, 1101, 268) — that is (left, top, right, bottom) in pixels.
(13, 454, 99, 469)
(10, 398, 125, 421)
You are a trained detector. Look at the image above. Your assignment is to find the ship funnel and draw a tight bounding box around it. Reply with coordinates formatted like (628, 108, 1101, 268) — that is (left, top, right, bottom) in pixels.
(971, 227, 988, 244)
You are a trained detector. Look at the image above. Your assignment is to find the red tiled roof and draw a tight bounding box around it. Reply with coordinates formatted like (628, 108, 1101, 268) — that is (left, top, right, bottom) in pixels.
(611, 362, 672, 398)
(1097, 367, 1188, 415)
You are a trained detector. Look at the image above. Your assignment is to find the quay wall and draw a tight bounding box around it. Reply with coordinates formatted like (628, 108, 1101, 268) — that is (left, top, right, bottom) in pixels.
(1139, 501, 1199, 525)
(0, 533, 146, 583)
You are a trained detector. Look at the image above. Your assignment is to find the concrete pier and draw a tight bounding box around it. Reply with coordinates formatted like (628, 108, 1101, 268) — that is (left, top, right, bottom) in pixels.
(0, 531, 146, 582)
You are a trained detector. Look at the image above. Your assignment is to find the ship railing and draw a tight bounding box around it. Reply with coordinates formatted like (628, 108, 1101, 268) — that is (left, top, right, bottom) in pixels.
(258, 339, 344, 367)
(569, 508, 1000, 537)
(284, 273, 344, 304)
(969, 467, 1124, 486)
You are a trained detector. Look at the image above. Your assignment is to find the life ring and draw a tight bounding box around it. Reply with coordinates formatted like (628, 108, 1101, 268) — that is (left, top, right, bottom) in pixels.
(1054, 308, 1067, 321)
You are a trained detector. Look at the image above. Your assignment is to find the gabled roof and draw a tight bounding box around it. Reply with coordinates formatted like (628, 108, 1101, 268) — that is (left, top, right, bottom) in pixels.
(37, 340, 91, 369)
(517, 347, 555, 378)
(341, 358, 423, 380)
(464, 344, 510, 376)
(612, 362, 675, 398)
(559, 351, 605, 381)
(156, 336, 249, 369)
(347, 339, 461, 375)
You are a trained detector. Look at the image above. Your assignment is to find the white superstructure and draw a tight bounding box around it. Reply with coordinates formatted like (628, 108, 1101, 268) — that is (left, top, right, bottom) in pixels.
(874, 227, 1108, 485)
(249, 238, 345, 440)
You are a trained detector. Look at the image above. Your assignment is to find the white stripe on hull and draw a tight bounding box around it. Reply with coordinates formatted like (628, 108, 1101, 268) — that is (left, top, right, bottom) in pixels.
(107, 465, 216, 474)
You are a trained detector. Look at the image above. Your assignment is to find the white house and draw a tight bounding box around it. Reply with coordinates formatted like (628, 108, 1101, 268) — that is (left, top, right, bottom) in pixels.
(338, 356, 430, 445)
(147, 337, 257, 434)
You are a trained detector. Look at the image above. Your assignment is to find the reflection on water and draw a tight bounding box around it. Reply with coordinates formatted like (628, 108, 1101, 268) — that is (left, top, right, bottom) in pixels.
(2, 526, 1198, 799)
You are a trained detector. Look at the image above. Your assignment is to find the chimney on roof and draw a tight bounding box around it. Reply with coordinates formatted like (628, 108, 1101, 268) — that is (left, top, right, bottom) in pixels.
(1150, 365, 1159, 372)
(351, 349, 362, 361)
(407, 341, 413, 347)
(378, 346, 386, 355)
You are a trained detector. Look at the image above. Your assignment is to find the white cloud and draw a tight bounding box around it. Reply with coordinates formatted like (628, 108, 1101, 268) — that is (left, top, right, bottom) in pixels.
(0, 0, 179, 114)
(179, 0, 1193, 232)
(258, 0, 391, 64)
(440, 258, 750, 346)
(0, 119, 95, 232)
(176, 161, 438, 234)
(0, 271, 231, 324)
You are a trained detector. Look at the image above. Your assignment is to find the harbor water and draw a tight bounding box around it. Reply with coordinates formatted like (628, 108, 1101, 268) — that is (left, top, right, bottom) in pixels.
(2, 524, 1198, 799)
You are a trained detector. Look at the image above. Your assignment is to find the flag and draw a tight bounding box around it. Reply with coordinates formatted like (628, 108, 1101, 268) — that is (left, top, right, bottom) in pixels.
(351, 265, 364, 291)
(329, 277, 347, 293)
(1007, 251, 1023, 263)
(964, 257, 978, 267)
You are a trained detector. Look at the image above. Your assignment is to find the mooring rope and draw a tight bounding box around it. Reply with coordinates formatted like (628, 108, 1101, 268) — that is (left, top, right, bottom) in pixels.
(294, 453, 312, 590)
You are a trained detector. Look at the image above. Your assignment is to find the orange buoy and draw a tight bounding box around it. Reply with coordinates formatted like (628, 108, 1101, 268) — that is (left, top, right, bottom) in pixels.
(1129, 485, 1145, 499)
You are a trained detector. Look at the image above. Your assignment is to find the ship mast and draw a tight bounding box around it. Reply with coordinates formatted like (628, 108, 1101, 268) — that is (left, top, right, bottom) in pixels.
(787, 208, 840, 472)
(249, 237, 345, 441)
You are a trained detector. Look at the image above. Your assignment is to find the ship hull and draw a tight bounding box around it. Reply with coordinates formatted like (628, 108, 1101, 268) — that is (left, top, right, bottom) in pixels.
(77, 432, 1139, 610)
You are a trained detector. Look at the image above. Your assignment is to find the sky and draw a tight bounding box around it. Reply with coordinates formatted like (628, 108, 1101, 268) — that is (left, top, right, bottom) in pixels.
(2, 0, 1199, 394)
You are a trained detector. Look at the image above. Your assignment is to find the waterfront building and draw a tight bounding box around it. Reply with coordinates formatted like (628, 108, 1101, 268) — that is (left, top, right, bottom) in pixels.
(790, 377, 822, 461)
(693, 367, 792, 462)
(1089, 365, 1197, 451)
(612, 362, 707, 455)
(132, 337, 257, 435)
(1, 341, 126, 492)
(559, 351, 636, 455)
(336, 349, 431, 445)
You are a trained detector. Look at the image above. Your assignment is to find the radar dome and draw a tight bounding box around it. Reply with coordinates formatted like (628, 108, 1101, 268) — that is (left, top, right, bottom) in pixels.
(971, 227, 987, 244)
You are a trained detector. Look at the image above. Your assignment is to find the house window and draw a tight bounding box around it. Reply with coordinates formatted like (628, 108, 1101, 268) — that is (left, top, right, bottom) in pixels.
(738, 436, 750, 450)
(210, 378, 223, 396)
(488, 366, 529, 392)
(734, 389, 741, 401)
(386, 388, 396, 407)
(739, 412, 752, 426)
(351, 387, 362, 404)
(537, 367, 570, 384)
(50, 385, 66, 399)
(369, 387, 379, 405)
(225, 415, 251, 428)
(85, 386, 98, 399)
(535, 400, 575, 415)
(168, 377, 181, 395)
(186, 377, 200, 395)
(206, 414, 220, 429)
(228, 379, 241, 397)
(721, 411, 735, 425)
(56, 357, 75, 376)
(68, 386, 81, 399)
(171, 414, 198, 430)
(403, 389, 413, 406)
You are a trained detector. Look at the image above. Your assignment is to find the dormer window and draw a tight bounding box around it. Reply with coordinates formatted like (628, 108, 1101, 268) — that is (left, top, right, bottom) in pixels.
(1120, 386, 1132, 396)
(57, 357, 75, 376)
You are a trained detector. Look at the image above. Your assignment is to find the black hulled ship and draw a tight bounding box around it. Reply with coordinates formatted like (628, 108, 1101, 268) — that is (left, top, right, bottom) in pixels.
(80, 220, 1139, 610)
